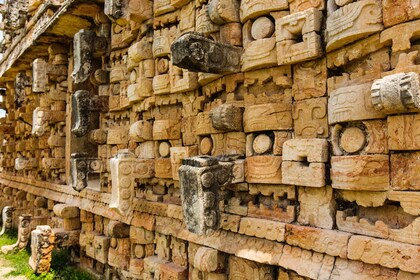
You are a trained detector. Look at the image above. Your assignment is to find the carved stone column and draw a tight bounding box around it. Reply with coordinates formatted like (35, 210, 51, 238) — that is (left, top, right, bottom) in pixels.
(29, 225, 55, 274)
(1, 214, 31, 253)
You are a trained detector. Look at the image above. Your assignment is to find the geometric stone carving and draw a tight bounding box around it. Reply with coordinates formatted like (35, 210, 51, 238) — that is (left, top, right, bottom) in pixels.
(209, 104, 243, 132)
(371, 72, 420, 114)
(31, 107, 66, 137)
(208, 0, 239, 24)
(246, 155, 282, 184)
(292, 97, 328, 138)
(110, 149, 154, 216)
(104, 0, 152, 24)
(328, 83, 386, 124)
(243, 103, 292, 133)
(29, 225, 55, 274)
(1, 214, 32, 253)
(171, 32, 242, 74)
(14, 72, 30, 107)
(193, 246, 226, 272)
(179, 156, 232, 235)
(129, 120, 153, 142)
(380, 19, 420, 52)
(282, 139, 328, 187)
(0, 206, 15, 236)
(71, 29, 107, 84)
(325, 0, 383, 52)
(390, 152, 420, 191)
(331, 155, 390, 191)
(276, 8, 323, 65)
(298, 186, 335, 229)
(70, 153, 103, 192)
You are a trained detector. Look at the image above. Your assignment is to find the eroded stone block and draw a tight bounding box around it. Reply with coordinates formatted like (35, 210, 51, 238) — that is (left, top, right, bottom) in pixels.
(388, 114, 420, 150)
(298, 186, 335, 229)
(29, 225, 55, 274)
(243, 103, 292, 132)
(70, 153, 103, 192)
(228, 256, 274, 280)
(293, 97, 328, 138)
(246, 155, 282, 184)
(391, 152, 420, 191)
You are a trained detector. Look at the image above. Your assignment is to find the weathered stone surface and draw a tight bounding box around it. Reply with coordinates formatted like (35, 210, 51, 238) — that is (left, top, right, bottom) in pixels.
(371, 72, 420, 114)
(243, 103, 292, 132)
(326, 0, 383, 52)
(1, 214, 32, 254)
(293, 97, 328, 138)
(179, 156, 232, 235)
(171, 32, 242, 74)
(390, 152, 420, 191)
(330, 258, 398, 280)
(382, 0, 420, 27)
(229, 256, 274, 280)
(347, 235, 420, 273)
(331, 155, 390, 191)
(239, 217, 285, 242)
(246, 156, 282, 184)
(388, 114, 420, 150)
(298, 186, 335, 229)
(328, 83, 386, 124)
(381, 19, 420, 52)
(0, 206, 15, 236)
(209, 104, 243, 132)
(70, 153, 103, 192)
(29, 225, 55, 274)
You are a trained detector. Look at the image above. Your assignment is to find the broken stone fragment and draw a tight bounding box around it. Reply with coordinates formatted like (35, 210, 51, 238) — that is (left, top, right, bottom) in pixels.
(171, 32, 242, 74)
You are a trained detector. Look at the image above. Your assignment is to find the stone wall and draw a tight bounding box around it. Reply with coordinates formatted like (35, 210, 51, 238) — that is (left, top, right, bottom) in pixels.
(0, 0, 419, 278)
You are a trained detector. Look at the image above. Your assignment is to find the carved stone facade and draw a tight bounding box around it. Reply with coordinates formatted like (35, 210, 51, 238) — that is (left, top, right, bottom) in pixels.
(0, 0, 418, 279)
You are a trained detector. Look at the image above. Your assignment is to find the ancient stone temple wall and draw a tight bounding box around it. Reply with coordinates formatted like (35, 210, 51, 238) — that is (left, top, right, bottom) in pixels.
(0, 0, 418, 279)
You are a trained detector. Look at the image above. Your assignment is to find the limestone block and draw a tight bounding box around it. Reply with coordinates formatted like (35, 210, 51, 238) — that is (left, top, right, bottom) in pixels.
(14, 157, 38, 170)
(89, 129, 108, 145)
(391, 152, 420, 191)
(155, 157, 173, 179)
(388, 114, 420, 150)
(285, 224, 350, 258)
(170, 146, 198, 180)
(53, 204, 79, 219)
(282, 139, 328, 162)
(209, 104, 243, 132)
(325, 0, 383, 52)
(246, 156, 282, 184)
(292, 58, 326, 100)
(70, 153, 103, 192)
(238, 217, 285, 242)
(143, 256, 169, 280)
(179, 156, 232, 235)
(243, 103, 292, 133)
(110, 150, 154, 216)
(1, 214, 32, 254)
(71, 90, 91, 137)
(160, 262, 187, 280)
(93, 235, 110, 264)
(32, 58, 48, 93)
(371, 72, 420, 114)
(292, 97, 328, 138)
(31, 107, 65, 137)
(29, 225, 55, 274)
(107, 127, 129, 145)
(108, 238, 130, 270)
(155, 232, 171, 260)
(328, 83, 386, 124)
(330, 258, 398, 280)
(331, 155, 390, 191)
(331, 120, 388, 156)
(278, 245, 334, 279)
(298, 186, 335, 229)
(282, 161, 325, 187)
(130, 226, 155, 244)
(193, 247, 226, 272)
(153, 119, 181, 140)
(347, 236, 420, 273)
(128, 38, 153, 64)
(381, 19, 420, 52)
(228, 256, 274, 280)
(239, 0, 288, 22)
(171, 32, 242, 74)
(276, 8, 323, 64)
(196, 112, 223, 136)
(170, 237, 187, 267)
(383, 0, 420, 27)
(41, 158, 65, 170)
(71, 30, 95, 84)
(289, 0, 325, 13)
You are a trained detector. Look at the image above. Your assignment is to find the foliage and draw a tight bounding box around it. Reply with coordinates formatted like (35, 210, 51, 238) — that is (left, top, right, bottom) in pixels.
(0, 231, 94, 280)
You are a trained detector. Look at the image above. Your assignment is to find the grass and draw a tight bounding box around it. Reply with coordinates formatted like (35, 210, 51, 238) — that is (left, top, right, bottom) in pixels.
(0, 230, 94, 280)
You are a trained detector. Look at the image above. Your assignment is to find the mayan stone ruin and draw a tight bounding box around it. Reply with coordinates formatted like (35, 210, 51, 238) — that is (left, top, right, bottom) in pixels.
(0, 0, 418, 278)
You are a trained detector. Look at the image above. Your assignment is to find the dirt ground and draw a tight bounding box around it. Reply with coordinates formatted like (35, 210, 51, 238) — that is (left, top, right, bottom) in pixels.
(0, 257, 26, 280)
